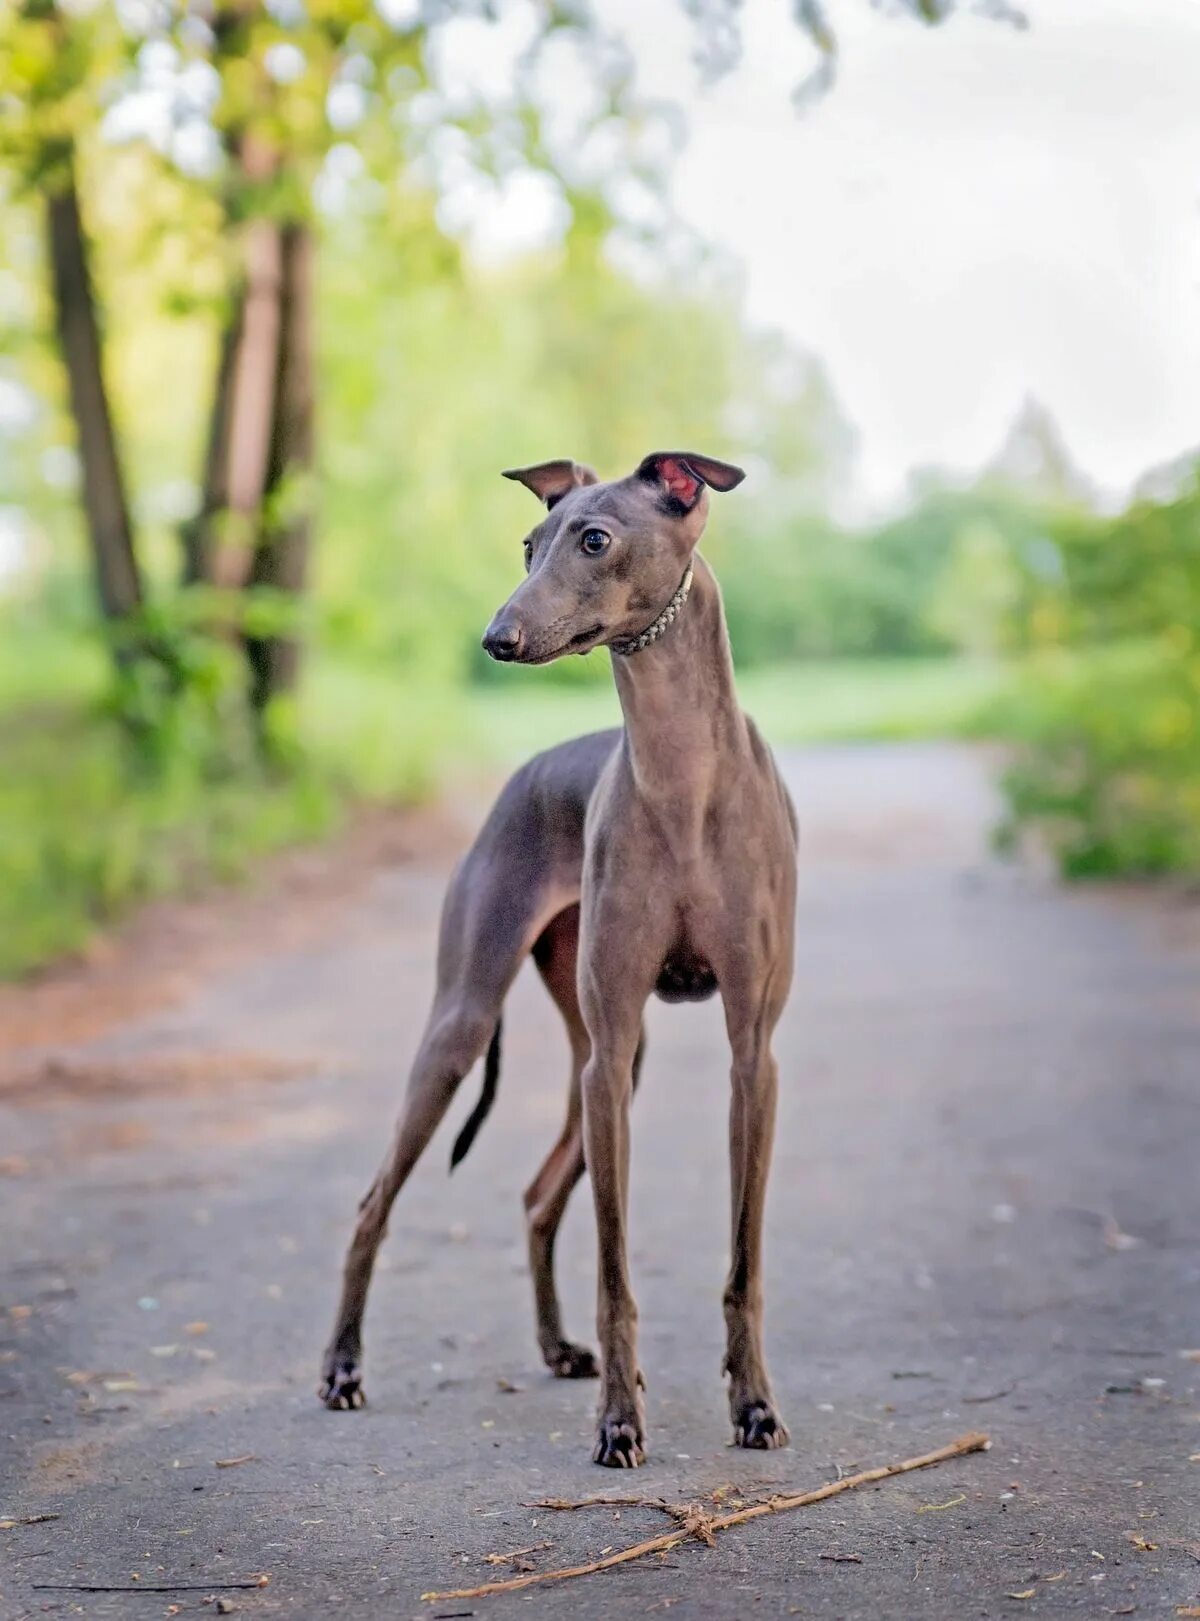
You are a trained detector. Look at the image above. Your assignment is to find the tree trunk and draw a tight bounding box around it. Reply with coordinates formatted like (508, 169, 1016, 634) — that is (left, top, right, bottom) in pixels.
(45, 171, 142, 629)
(182, 285, 244, 586)
(212, 218, 284, 590)
(247, 222, 315, 710)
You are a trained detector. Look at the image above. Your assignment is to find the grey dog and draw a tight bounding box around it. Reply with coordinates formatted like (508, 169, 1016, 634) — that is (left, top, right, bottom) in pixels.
(321, 451, 797, 1467)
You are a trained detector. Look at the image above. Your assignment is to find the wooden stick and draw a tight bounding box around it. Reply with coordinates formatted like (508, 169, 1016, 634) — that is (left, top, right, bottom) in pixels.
(421, 1430, 989, 1602)
(34, 1578, 268, 1594)
(525, 1495, 674, 1513)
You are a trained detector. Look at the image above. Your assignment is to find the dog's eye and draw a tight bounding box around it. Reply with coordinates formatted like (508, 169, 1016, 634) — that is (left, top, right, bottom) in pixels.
(580, 529, 610, 557)
(522, 539, 533, 570)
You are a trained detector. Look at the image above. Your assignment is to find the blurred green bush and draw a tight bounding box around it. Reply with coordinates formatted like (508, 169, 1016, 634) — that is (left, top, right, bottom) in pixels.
(993, 479, 1200, 875)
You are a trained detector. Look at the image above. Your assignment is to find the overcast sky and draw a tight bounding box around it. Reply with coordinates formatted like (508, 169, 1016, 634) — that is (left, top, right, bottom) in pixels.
(452, 0, 1200, 507)
(606, 0, 1200, 505)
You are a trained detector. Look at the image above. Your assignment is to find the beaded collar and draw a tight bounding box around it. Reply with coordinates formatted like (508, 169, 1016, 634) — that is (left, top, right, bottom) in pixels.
(608, 565, 694, 658)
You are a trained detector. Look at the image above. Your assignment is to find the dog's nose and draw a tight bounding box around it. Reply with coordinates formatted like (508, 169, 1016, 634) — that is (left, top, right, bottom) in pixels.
(483, 618, 524, 661)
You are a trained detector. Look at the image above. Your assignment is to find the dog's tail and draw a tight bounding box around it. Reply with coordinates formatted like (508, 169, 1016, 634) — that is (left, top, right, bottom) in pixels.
(449, 1017, 502, 1171)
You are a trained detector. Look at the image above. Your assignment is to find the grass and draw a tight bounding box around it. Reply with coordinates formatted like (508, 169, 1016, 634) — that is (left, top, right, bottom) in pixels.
(0, 705, 338, 976)
(461, 654, 1003, 765)
(0, 625, 1002, 980)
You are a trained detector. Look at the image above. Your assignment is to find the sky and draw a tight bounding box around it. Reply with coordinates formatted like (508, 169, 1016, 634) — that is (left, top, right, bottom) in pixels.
(451, 0, 1200, 509)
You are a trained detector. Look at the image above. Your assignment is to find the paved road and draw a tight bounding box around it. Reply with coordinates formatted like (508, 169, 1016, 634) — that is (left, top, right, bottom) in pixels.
(2, 745, 1198, 1620)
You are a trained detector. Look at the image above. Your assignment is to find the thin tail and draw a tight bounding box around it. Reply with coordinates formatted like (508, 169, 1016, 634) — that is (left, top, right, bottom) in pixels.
(449, 1017, 502, 1171)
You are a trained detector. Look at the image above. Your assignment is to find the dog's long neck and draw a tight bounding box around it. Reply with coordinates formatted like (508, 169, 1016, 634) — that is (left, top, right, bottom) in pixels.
(610, 553, 749, 805)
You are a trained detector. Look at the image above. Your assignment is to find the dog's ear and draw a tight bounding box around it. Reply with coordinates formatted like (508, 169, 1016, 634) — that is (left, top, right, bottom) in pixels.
(636, 452, 746, 511)
(502, 459, 599, 509)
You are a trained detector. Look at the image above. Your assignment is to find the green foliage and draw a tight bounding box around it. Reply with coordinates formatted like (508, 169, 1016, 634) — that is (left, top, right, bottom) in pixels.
(0, 611, 443, 978)
(712, 485, 1037, 664)
(465, 653, 1001, 764)
(0, 3, 128, 188)
(993, 478, 1200, 876)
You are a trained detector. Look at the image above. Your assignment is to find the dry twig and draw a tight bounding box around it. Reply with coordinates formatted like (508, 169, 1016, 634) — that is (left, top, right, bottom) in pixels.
(483, 1540, 552, 1566)
(525, 1495, 671, 1513)
(422, 1430, 990, 1602)
(34, 1578, 269, 1594)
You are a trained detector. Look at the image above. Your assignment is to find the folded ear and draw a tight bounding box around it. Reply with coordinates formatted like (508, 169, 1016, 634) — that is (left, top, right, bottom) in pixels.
(636, 452, 746, 511)
(502, 459, 599, 509)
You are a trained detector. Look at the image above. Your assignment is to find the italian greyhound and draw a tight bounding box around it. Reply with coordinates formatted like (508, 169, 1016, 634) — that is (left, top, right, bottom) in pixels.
(320, 451, 797, 1467)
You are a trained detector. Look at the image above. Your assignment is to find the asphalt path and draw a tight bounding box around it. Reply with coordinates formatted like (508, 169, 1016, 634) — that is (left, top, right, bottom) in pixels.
(2, 743, 1198, 1619)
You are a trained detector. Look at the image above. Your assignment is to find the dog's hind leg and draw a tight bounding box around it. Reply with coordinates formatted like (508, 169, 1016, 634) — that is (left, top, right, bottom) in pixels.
(524, 906, 593, 1378)
(524, 905, 645, 1380)
(320, 851, 566, 1411)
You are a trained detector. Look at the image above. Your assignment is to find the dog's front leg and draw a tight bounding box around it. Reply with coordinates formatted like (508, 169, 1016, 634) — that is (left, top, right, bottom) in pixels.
(578, 889, 660, 1468)
(580, 1026, 645, 1466)
(721, 966, 791, 1451)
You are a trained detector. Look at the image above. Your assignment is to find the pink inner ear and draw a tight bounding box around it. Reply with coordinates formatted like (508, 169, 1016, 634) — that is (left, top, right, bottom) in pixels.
(658, 457, 700, 505)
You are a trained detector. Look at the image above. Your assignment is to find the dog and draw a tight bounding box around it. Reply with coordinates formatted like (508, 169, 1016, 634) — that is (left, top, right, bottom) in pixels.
(321, 451, 797, 1467)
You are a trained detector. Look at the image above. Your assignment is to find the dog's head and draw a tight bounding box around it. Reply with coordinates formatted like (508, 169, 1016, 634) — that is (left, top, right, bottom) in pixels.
(482, 452, 745, 664)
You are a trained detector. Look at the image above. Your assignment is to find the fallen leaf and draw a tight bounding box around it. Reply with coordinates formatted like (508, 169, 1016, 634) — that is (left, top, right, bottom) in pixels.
(495, 1378, 524, 1394)
(0, 1513, 60, 1529)
(1042, 1571, 1067, 1582)
(819, 1552, 863, 1563)
(215, 1455, 258, 1469)
(1006, 1590, 1036, 1601)
(1126, 1533, 1158, 1551)
(184, 1322, 208, 1336)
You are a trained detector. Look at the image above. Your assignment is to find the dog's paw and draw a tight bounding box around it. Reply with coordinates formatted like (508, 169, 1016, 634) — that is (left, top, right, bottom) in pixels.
(319, 1357, 366, 1411)
(733, 1401, 789, 1450)
(593, 1416, 646, 1469)
(546, 1341, 599, 1380)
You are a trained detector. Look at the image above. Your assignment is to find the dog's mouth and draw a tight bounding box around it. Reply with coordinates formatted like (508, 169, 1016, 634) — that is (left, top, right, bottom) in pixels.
(524, 623, 604, 664)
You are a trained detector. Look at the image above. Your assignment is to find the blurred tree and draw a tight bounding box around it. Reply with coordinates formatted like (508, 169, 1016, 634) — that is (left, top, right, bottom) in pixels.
(0, 0, 653, 710)
(1, 3, 144, 638)
(0, 0, 1022, 714)
(686, 0, 1025, 100)
(984, 396, 1094, 509)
